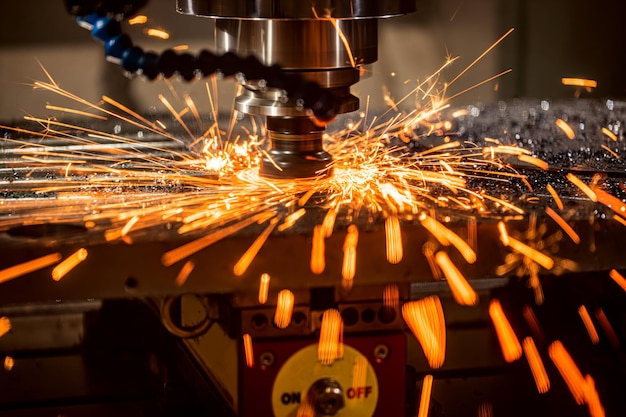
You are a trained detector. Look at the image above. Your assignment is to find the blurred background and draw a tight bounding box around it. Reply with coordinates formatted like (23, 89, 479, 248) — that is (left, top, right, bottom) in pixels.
(0, 0, 625, 121)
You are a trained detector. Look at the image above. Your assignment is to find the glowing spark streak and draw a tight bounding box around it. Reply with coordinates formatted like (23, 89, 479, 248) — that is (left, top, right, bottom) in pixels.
(522, 305, 545, 345)
(382, 284, 400, 318)
(522, 337, 550, 394)
(548, 340, 586, 405)
(585, 376, 605, 417)
(184, 94, 204, 131)
(482, 194, 524, 215)
(489, 299, 522, 362)
(402, 297, 446, 368)
(517, 154, 549, 170)
(497, 221, 510, 246)
(258, 273, 270, 304)
(243, 334, 254, 368)
(601, 144, 620, 159)
(321, 206, 338, 238)
(545, 207, 580, 244)
(128, 15, 148, 25)
(556, 118, 576, 139)
(161, 211, 274, 266)
(3, 356, 14, 371)
(592, 187, 626, 219)
(146, 28, 170, 40)
(435, 252, 478, 306)
(274, 290, 294, 329)
(0, 317, 11, 338)
(422, 242, 442, 279)
(277, 208, 306, 232)
(120, 215, 139, 237)
(173, 44, 189, 51)
(158, 94, 195, 141)
(447, 28, 514, 87)
(342, 225, 359, 283)
(234, 218, 279, 276)
(101, 96, 164, 133)
(352, 356, 368, 389)
(419, 214, 476, 264)
(561, 78, 597, 88)
(601, 127, 618, 142)
(0, 253, 62, 284)
(318, 309, 344, 365)
(51, 248, 88, 282)
(595, 308, 620, 349)
(45, 105, 108, 120)
(310, 225, 326, 274)
(312, 9, 356, 68)
(175, 260, 195, 287)
(502, 236, 554, 270)
(446, 69, 513, 102)
(566, 173, 597, 202)
(546, 184, 564, 210)
(385, 216, 403, 264)
(417, 375, 434, 417)
(609, 269, 626, 293)
(578, 305, 599, 345)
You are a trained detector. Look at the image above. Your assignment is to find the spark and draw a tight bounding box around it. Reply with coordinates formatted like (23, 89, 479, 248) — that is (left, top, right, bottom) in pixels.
(175, 260, 195, 287)
(517, 154, 549, 170)
(385, 215, 403, 264)
(578, 305, 600, 345)
(501, 235, 554, 271)
(489, 299, 522, 363)
(382, 284, 400, 320)
(522, 305, 546, 345)
(258, 273, 270, 304)
(318, 309, 344, 365)
(51, 248, 88, 281)
(146, 28, 170, 40)
(3, 356, 14, 371)
(274, 289, 294, 329)
(243, 333, 254, 368)
(561, 77, 597, 89)
(592, 186, 626, 219)
(310, 225, 326, 274)
(601, 127, 618, 141)
(277, 208, 306, 232)
(545, 207, 580, 244)
(342, 225, 359, 288)
(402, 296, 446, 368)
(522, 337, 550, 394)
(128, 15, 148, 25)
(233, 218, 279, 276)
(556, 118, 576, 139)
(595, 308, 620, 349)
(566, 173, 597, 201)
(609, 269, 626, 293)
(0, 253, 62, 284)
(419, 213, 476, 263)
(435, 251, 478, 306)
(417, 375, 434, 417)
(548, 340, 586, 405)
(0, 317, 11, 337)
(546, 184, 564, 210)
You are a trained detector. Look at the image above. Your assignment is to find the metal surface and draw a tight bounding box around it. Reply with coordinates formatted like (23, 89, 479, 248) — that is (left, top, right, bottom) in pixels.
(177, 0, 416, 19)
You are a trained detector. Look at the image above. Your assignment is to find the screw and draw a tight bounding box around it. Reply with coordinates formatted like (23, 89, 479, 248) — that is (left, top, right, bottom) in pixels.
(374, 344, 389, 361)
(259, 351, 275, 368)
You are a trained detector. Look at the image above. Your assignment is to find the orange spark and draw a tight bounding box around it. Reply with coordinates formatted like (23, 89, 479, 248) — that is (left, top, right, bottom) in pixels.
(146, 28, 170, 40)
(545, 207, 580, 244)
(402, 296, 446, 368)
(561, 77, 597, 88)
(592, 187, 626, 219)
(489, 299, 522, 363)
(321, 206, 338, 238)
(51, 248, 88, 281)
(0, 253, 62, 284)
(419, 214, 476, 264)
(548, 340, 586, 405)
(578, 305, 599, 345)
(609, 269, 626, 293)
(556, 118, 576, 139)
(435, 252, 478, 306)
(233, 218, 279, 276)
(342, 225, 359, 286)
(277, 208, 306, 232)
(601, 144, 620, 159)
(546, 184, 564, 210)
(274, 289, 294, 329)
(45, 104, 108, 120)
(385, 215, 403, 264)
(243, 333, 254, 368)
(595, 308, 620, 349)
(352, 355, 368, 389)
(0, 317, 11, 337)
(3, 356, 14, 371)
(502, 236, 554, 270)
(566, 173, 597, 201)
(522, 305, 546, 345)
(382, 284, 400, 320)
(318, 309, 344, 365)
(584, 375, 605, 417)
(128, 15, 148, 25)
(523, 337, 550, 394)
(517, 154, 549, 170)
(601, 127, 618, 141)
(161, 212, 273, 266)
(310, 225, 326, 274)
(175, 260, 195, 287)
(258, 273, 270, 304)
(417, 375, 434, 417)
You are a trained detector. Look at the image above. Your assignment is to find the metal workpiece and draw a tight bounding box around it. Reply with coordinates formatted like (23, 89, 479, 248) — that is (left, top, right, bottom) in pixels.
(177, 0, 416, 19)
